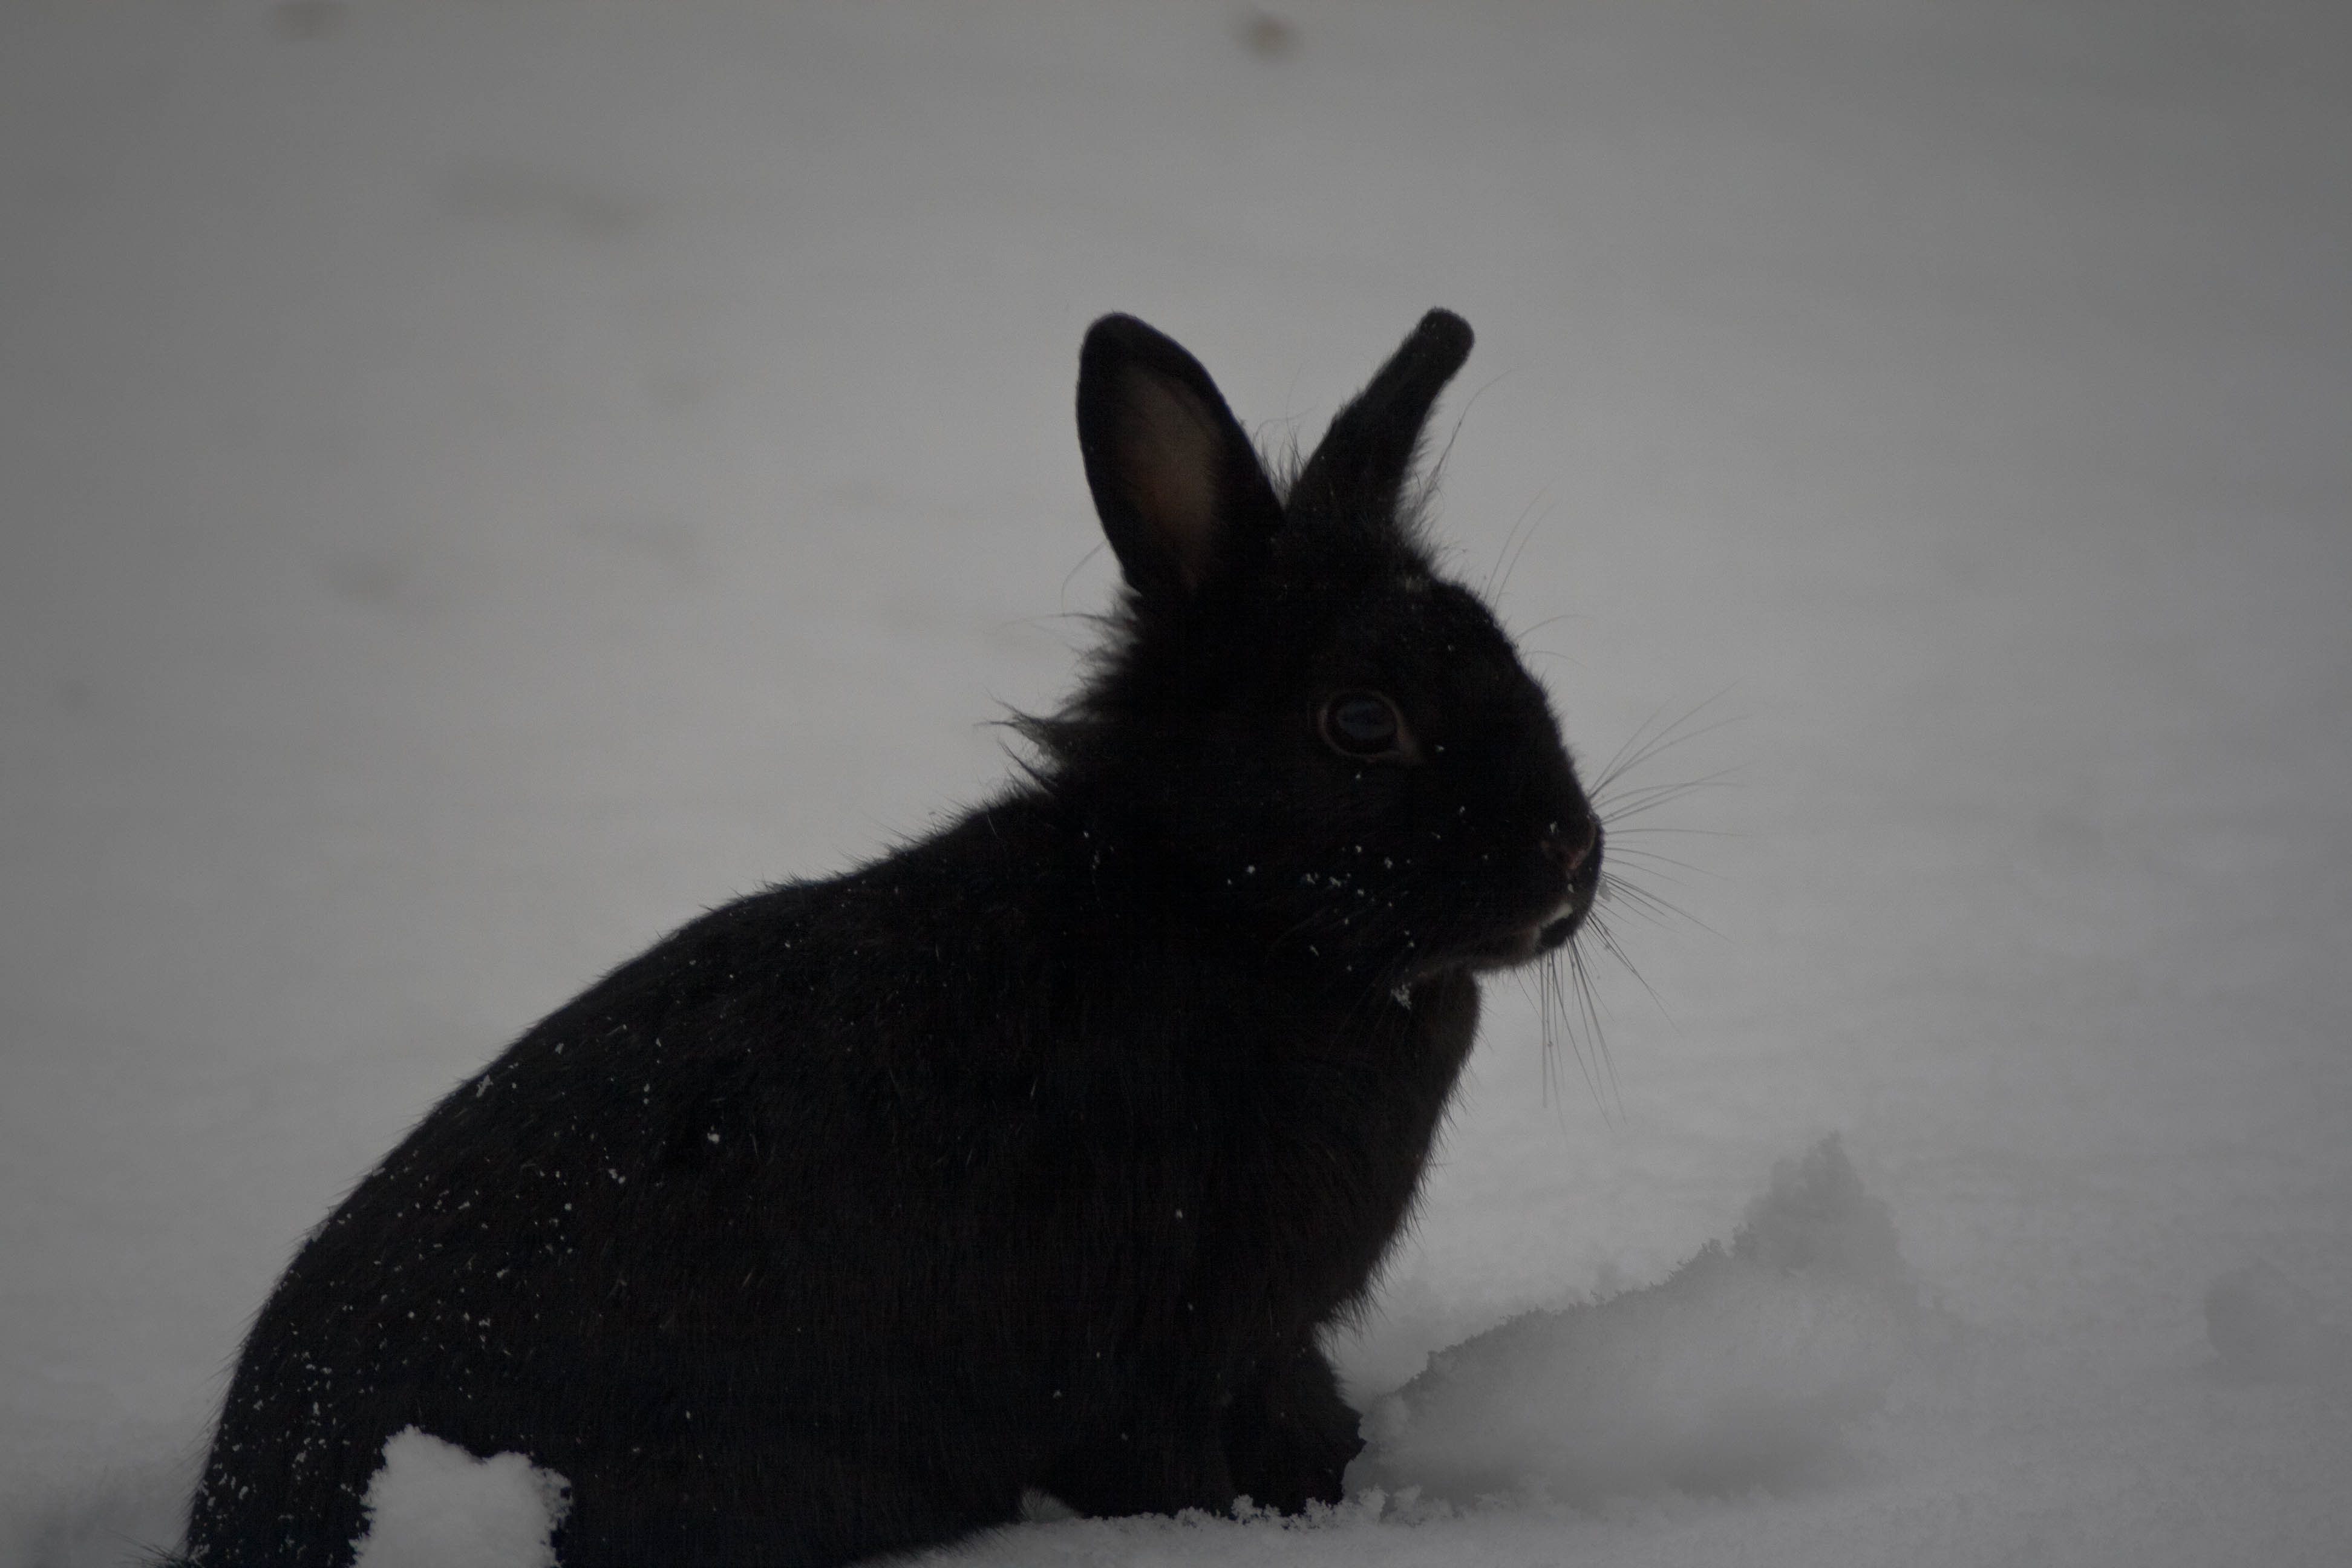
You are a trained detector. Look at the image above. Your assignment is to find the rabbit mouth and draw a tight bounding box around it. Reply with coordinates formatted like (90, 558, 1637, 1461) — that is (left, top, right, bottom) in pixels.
(1535, 910, 1582, 950)
(1462, 897, 1586, 974)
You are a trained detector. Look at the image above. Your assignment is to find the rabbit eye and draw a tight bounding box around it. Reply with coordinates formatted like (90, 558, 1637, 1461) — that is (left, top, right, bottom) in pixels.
(1321, 691, 1410, 760)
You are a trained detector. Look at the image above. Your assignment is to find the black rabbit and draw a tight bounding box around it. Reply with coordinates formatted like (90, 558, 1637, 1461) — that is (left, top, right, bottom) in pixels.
(169, 310, 1602, 1567)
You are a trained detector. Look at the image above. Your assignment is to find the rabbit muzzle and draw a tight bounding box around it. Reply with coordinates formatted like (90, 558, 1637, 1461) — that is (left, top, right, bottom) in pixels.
(1461, 812, 1602, 973)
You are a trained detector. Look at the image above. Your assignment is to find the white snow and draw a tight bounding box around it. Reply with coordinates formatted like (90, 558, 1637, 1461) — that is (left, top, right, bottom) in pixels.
(3, 2, 2349, 1566)
(1353, 1137, 1922, 1506)
(349, 1429, 569, 1568)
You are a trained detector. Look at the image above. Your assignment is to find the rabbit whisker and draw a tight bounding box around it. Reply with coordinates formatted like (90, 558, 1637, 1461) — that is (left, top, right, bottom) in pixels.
(1595, 843, 1711, 881)
(1586, 691, 1738, 800)
(1598, 871, 1717, 938)
(1593, 769, 1739, 823)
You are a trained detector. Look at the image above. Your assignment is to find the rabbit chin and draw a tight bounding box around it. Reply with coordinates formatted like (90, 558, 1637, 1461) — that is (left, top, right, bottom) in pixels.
(1460, 901, 1587, 975)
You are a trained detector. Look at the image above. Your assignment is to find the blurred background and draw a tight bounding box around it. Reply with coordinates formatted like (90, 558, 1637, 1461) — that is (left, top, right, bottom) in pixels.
(3, 2, 2347, 1563)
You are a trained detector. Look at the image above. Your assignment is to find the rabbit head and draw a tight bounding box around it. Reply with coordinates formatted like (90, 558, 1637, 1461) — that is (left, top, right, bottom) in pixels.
(1044, 310, 1599, 991)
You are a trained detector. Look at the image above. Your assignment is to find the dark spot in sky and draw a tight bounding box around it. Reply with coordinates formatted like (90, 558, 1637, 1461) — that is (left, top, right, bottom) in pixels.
(580, 512, 703, 581)
(270, 2, 347, 42)
(434, 163, 651, 241)
(1240, 11, 1298, 59)
(320, 551, 408, 608)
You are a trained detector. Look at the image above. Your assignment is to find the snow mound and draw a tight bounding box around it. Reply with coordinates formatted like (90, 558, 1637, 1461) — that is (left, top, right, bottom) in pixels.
(349, 1429, 570, 1568)
(2205, 1264, 2352, 1388)
(1353, 1136, 1919, 1504)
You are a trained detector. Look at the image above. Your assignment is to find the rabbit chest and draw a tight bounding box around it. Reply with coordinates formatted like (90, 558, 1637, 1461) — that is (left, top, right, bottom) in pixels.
(662, 803, 1486, 1408)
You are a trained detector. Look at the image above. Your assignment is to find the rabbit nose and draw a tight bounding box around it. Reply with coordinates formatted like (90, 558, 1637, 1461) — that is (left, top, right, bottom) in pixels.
(1542, 815, 1599, 877)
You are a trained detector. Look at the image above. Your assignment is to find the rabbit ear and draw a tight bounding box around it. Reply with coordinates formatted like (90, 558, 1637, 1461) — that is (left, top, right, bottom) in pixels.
(1288, 310, 1474, 529)
(1077, 315, 1283, 606)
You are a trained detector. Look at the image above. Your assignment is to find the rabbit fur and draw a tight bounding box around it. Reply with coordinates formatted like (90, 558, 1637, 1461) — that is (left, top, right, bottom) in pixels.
(169, 310, 1602, 1567)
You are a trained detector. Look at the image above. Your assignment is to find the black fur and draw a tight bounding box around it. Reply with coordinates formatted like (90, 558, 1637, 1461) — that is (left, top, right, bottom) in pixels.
(169, 311, 1601, 1566)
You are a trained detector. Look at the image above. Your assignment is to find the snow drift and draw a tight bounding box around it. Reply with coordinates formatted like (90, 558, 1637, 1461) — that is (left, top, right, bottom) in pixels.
(1353, 1136, 1922, 1505)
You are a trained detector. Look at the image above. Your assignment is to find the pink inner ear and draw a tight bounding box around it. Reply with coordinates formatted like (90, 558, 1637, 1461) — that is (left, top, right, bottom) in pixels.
(1120, 371, 1221, 592)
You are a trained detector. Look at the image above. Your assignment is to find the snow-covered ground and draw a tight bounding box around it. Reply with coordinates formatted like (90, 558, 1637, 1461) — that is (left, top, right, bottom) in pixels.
(4, 2, 2347, 1563)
